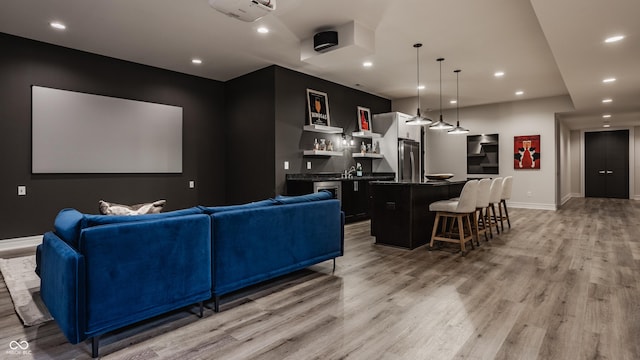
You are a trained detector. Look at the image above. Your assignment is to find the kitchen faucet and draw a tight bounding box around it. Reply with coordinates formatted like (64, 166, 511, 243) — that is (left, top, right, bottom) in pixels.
(344, 166, 356, 178)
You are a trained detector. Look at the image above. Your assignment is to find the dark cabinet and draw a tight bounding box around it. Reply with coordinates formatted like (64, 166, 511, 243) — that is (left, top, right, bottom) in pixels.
(467, 134, 499, 174)
(342, 179, 370, 222)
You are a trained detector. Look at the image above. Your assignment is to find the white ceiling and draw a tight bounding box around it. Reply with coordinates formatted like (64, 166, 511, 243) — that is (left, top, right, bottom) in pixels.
(1, 0, 638, 129)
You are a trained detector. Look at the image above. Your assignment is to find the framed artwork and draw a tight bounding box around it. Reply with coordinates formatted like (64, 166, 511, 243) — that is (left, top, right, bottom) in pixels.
(357, 106, 371, 132)
(306, 89, 330, 126)
(514, 134, 540, 169)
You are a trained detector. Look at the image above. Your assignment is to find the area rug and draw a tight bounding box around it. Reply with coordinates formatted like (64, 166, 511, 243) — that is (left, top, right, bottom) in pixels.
(0, 255, 52, 326)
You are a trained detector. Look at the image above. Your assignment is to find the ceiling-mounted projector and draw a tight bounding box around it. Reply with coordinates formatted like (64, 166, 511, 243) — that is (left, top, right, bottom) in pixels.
(209, 0, 276, 22)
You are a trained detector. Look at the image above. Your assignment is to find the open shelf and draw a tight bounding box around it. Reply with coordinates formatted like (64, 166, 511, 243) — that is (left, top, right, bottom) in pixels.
(303, 150, 343, 157)
(352, 153, 383, 159)
(303, 124, 344, 134)
(352, 131, 382, 139)
(467, 134, 499, 174)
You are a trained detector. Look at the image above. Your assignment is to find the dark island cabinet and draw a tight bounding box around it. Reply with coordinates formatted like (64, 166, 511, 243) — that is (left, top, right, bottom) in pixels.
(370, 181, 466, 249)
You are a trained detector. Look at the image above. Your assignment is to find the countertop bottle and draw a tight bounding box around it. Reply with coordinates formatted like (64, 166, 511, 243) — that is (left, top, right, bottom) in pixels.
(356, 162, 363, 177)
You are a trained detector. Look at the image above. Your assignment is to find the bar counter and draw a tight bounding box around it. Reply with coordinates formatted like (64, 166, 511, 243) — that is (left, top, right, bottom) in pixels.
(370, 180, 466, 249)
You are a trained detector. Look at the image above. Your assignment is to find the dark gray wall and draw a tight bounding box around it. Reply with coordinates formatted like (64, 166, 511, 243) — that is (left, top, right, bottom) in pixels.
(225, 67, 276, 204)
(0, 33, 226, 239)
(224, 65, 391, 203)
(274, 66, 391, 194)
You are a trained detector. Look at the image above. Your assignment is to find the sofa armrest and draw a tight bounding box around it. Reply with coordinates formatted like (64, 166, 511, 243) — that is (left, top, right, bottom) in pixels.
(77, 214, 211, 337)
(40, 231, 86, 344)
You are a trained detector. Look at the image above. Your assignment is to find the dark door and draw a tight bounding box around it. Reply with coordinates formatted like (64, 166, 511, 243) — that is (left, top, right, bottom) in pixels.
(585, 130, 629, 198)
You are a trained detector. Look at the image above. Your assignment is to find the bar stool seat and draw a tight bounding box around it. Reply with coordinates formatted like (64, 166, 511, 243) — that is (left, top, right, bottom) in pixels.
(429, 180, 478, 256)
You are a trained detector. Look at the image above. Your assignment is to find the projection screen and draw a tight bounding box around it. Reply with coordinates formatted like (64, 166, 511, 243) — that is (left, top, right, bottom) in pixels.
(32, 86, 182, 173)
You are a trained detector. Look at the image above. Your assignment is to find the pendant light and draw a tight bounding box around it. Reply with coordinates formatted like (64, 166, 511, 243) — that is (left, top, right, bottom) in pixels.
(406, 43, 433, 126)
(448, 69, 470, 135)
(429, 58, 454, 130)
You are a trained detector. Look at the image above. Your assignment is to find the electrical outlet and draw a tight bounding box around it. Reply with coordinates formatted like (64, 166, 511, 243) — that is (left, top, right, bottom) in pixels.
(307, 161, 312, 170)
(284, 161, 289, 170)
(527, 191, 532, 197)
(18, 185, 26, 196)
(189, 181, 195, 189)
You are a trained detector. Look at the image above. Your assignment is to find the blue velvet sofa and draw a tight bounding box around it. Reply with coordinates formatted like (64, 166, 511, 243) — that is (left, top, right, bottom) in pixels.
(199, 191, 344, 311)
(36, 191, 344, 357)
(37, 207, 212, 357)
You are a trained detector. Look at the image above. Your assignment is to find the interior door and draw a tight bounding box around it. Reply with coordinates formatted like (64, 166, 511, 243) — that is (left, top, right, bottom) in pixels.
(585, 130, 629, 199)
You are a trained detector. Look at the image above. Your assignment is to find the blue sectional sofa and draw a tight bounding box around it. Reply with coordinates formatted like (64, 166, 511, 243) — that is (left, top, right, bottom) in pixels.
(37, 207, 212, 357)
(37, 191, 344, 357)
(200, 191, 344, 311)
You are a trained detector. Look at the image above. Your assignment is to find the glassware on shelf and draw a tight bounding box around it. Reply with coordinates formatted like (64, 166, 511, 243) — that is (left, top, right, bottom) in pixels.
(313, 138, 319, 150)
(327, 140, 334, 151)
(319, 139, 327, 151)
(360, 141, 366, 154)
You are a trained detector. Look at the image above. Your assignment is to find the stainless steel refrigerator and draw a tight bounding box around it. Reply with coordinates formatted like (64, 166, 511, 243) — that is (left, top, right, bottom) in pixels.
(398, 139, 421, 182)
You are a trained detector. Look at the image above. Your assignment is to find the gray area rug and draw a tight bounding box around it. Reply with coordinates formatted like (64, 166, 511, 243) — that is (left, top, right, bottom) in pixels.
(0, 255, 52, 326)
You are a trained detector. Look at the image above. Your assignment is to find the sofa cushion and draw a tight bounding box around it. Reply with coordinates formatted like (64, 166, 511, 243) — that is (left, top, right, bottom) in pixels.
(98, 199, 166, 215)
(274, 191, 333, 205)
(54, 207, 203, 248)
(198, 199, 277, 214)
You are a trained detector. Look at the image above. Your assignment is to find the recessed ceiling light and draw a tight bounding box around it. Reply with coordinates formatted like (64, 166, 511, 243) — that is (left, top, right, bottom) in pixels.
(494, 71, 505, 77)
(602, 98, 613, 103)
(602, 77, 616, 83)
(603, 124, 611, 128)
(50, 22, 66, 30)
(515, 90, 524, 95)
(602, 114, 611, 118)
(362, 61, 373, 67)
(605, 35, 625, 43)
(191, 58, 202, 65)
(450, 99, 457, 104)
(417, 85, 425, 90)
(257, 27, 269, 34)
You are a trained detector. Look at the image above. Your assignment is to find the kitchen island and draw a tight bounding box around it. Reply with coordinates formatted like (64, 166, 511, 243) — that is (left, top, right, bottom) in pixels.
(370, 180, 466, 249)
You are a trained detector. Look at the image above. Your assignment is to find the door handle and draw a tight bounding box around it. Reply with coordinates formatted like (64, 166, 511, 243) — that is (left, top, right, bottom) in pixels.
(598, 170, 606, 174)
(606, 170, 613, 174)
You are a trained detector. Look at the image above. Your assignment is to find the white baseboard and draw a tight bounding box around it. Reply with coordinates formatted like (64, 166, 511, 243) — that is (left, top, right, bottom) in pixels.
(633, 195, 640, 201)
(561, 193, 582, 205)
(508, 202, 557, 211)
(0, 235, 43, 252)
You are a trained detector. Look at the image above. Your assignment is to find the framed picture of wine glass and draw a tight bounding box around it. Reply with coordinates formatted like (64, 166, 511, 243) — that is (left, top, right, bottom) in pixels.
(306, 89, 330, 126)
(514, 134, 540, 169)
(357, 106, 371, 132)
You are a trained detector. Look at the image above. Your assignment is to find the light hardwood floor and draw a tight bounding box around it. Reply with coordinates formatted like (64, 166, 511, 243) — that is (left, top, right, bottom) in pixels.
(1, 197, 639, 359)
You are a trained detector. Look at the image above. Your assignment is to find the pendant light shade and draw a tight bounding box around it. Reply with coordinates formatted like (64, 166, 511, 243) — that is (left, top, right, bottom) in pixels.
(448, 69, 470, 135)
(429, 58, 454, 130)
(406, 43, 433, 126)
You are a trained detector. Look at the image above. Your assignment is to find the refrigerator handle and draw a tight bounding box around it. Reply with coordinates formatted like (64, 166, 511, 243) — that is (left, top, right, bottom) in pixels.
(409, 150, 415, 182)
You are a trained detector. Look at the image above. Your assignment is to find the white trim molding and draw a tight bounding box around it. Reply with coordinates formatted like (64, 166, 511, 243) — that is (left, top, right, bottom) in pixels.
(0, 235, 43, 252)
(508, 202, 557, 211)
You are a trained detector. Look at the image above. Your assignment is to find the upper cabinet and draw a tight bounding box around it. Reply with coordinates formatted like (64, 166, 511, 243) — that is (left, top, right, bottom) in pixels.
(395, 112, 421, 142)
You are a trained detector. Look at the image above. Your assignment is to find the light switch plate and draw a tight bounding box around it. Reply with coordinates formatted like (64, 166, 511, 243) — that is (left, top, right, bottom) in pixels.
(189, 181, 195, 189)
(18, 185, 26, 196)
(284, 161, 289, 170)
(307, 161, 312, 170)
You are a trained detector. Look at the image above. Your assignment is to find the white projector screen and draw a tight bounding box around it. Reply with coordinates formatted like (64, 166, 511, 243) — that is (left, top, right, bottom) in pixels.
(32, 86, 183, 173)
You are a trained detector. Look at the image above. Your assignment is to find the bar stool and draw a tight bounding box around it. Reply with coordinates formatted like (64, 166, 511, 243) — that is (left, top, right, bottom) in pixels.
(474, 178, 492, 245)
(499, 176, 513, 230)
(487, 177, 503, 238)
(429, 180, 478, 256)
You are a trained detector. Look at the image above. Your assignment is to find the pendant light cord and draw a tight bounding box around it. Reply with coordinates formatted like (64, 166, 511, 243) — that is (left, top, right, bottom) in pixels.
(417, 46, 420, 109)
(437, 58, 444, 118)
(456, 70, 460, 122)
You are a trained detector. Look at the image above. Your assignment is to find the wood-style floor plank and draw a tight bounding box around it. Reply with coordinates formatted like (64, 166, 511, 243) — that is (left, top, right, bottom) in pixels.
(1, 197, 639, 359)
